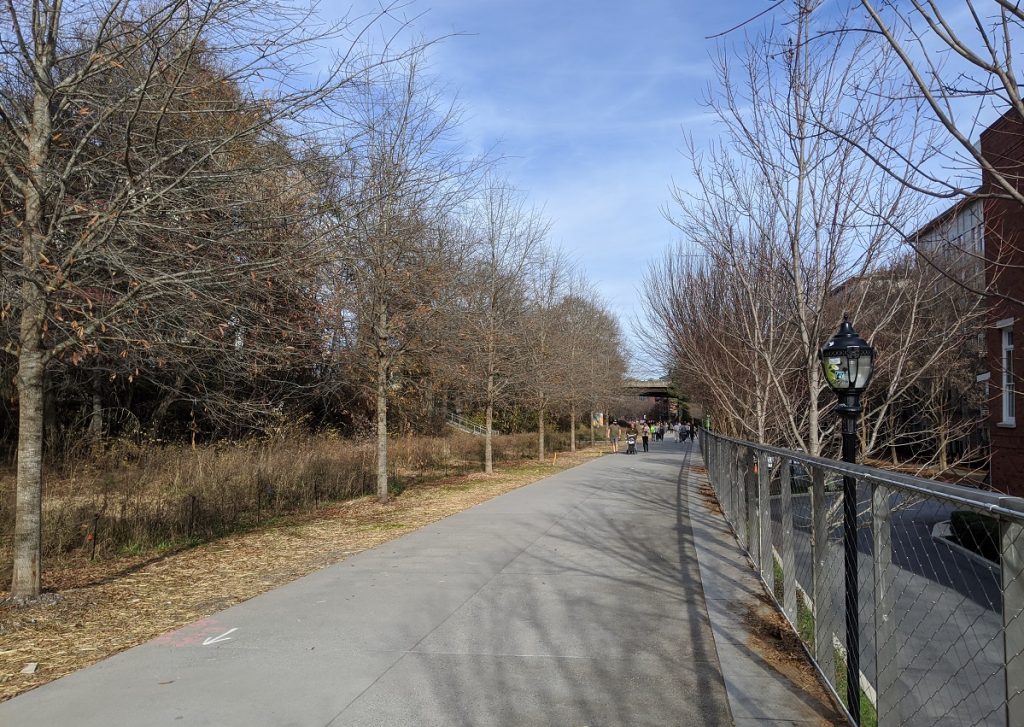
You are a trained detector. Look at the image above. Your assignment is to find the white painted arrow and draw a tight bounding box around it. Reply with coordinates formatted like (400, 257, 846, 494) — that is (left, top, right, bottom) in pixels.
(202, 628, 237, 646)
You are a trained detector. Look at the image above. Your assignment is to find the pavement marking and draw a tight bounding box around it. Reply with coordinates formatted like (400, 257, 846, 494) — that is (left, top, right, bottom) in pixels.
(201, 628, 238, 646)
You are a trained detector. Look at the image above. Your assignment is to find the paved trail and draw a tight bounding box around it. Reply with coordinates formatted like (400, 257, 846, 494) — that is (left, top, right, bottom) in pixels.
(0, 440, 838, 726)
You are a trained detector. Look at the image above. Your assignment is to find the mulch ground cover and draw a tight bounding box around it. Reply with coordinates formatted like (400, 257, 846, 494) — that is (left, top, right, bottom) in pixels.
(688, 456, 844, 724)
(0, 448, 603, 701)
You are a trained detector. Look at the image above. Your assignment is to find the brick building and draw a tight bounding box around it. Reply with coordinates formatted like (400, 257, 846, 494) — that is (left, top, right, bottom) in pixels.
(981, 110, 1024, 495)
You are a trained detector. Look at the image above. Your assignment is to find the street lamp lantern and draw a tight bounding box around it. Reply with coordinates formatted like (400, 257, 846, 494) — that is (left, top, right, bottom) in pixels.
(819, 314, 875, 726)
(819, 314, 875, 396)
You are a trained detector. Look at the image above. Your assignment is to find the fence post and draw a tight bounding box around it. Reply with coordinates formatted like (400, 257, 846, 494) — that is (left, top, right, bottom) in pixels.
(726, 439, 734, 527)
(741, 444, 749, 552)
(1002, 518, 1024, 726)
(780, 458, 797, 624)
(727, 442, 734, 534)
(724, 442, 733, 530)
(811, 465, 836, 685)
(758, 450, 773, 591)
(748, 448, 760, 567)
(707, 434, 716, 490)
(873, 482, 896, 724)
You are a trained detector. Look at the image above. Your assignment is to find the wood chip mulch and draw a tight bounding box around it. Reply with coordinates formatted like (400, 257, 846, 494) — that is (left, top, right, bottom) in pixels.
(0, 449, 603, 701)
(742, 593, 846, 725)
(692, 457, 843, 724)
(698, 483, 724, 516)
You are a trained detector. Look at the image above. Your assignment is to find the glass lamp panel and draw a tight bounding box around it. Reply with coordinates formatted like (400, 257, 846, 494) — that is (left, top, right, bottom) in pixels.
(853, 352, 873, 389)
(847, 352, 860, 389)
(823, 355, 851, 389)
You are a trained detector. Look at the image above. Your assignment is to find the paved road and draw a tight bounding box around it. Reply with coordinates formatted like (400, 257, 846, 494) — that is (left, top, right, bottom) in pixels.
(0, 440, 834, 726)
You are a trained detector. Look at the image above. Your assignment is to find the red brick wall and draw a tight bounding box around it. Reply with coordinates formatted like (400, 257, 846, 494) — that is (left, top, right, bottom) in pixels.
(982, 111, 1024, 495)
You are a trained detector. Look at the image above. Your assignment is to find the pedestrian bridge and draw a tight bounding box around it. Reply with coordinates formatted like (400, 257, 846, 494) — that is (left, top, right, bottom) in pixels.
(623, 378, 673, 398)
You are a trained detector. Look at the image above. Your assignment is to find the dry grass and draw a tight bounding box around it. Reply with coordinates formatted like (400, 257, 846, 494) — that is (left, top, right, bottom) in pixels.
(0, 431, 570, 581)
(0, 447, 601, 701)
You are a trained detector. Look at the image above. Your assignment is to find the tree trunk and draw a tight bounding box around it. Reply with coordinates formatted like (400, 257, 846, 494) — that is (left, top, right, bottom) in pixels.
(808, 367, 821, 457)
(570, 404, 576, 452)
(376, 348, 389, 503)
(89, 373, 104, 444)
(42, 381, 58, 452)
(12, 344, 45, 598)
(538, 407, 545, 461)
(12, 86, 51, 599)
(149, 375, 185, 437)
(485, 394, 494, 475)
(938, 426, 949, 471)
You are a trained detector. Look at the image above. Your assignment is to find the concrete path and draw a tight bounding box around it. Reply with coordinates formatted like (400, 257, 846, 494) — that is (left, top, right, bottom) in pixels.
(0, 440, 840, 726)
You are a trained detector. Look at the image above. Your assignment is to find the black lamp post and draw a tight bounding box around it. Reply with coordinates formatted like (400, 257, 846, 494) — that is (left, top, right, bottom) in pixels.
(819, 314, 875, 725)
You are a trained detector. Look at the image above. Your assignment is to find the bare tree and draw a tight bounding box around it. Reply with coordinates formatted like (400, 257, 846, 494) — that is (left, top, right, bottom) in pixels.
(645, 1, 991, 479)
(644, 247, 788, 441)
(555, 281, 625, 451)
(825, 1, 1024, 307)
(653, 1, 921, 456)
(457, 177, 547, 472)
(0, 0, 401, 599)
(323, 56, 475, 502)
(518, 249, 571, 461)
(580, 304, 627, 446)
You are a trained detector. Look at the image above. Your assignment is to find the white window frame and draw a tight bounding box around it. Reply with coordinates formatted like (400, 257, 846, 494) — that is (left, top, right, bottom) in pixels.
(999, 318, 1016, 427)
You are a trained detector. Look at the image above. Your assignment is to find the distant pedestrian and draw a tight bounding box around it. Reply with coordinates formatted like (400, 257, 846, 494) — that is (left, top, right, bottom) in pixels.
(610, 423, 620, 452)
(689, 423, 696, 442)
(641, 427, 650, 453)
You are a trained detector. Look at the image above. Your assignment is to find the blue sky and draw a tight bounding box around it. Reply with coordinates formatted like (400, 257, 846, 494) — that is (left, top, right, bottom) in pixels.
(338, 0, 749, 375)
(327, 1, 1005, 377)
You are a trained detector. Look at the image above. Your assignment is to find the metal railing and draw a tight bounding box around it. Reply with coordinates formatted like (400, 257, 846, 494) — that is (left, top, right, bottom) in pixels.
(699, 429, 1024, 726)
(445, 413, 487, 436)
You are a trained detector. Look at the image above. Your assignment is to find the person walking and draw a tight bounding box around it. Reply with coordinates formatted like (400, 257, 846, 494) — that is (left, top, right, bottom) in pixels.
(641, 426, 650, 453)
(689, 422, 697, 442)
(610, 422, 620, 452)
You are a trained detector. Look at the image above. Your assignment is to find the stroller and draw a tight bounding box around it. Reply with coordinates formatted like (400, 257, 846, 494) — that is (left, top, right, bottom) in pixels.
(625, 433, 637, 455)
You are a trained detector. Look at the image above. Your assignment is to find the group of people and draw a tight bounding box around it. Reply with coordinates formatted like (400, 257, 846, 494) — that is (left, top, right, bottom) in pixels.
(608, 419, 697, 454)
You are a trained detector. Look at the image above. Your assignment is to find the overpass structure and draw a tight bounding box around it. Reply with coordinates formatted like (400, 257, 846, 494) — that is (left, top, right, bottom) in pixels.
(620, 379, 705, 422)
(623, 378, 673, 398)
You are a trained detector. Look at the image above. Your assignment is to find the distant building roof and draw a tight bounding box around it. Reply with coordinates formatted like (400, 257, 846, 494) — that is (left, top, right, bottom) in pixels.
(909, 191, 983, 242)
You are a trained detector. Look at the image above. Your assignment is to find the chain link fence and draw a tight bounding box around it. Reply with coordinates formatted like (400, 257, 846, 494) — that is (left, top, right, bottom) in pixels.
(700, 429, 1024, 727)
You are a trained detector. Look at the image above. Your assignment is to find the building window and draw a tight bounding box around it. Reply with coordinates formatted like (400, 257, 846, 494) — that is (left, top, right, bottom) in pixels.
(1001, 320, 1016, 426)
